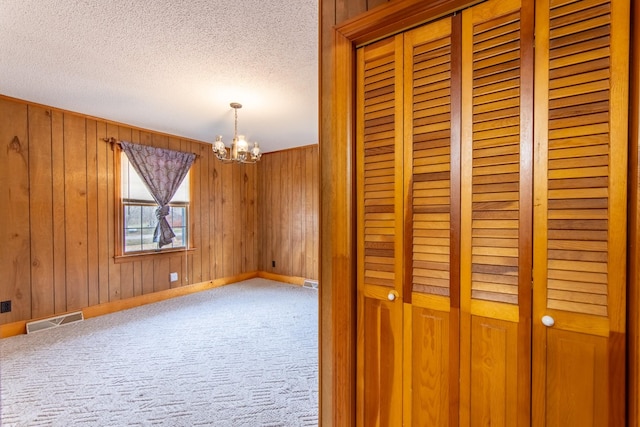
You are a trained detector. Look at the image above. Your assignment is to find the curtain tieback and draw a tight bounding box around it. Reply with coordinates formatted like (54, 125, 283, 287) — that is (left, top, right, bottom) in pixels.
(155, 205, 170, 220)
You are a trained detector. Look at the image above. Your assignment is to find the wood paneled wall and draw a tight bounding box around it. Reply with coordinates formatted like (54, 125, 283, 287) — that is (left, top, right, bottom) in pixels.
(257, 145, 319, 281)
(1, 96, 318, 326)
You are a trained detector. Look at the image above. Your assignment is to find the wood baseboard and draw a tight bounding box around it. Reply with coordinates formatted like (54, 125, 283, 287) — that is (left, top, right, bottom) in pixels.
(257, 271, 308, 286)
(0, 271, 309, 339)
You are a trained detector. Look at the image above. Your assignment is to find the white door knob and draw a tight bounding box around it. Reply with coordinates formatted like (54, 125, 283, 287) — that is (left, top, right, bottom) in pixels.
(542, 315, 555, 327)
(388, 290, 399, 301)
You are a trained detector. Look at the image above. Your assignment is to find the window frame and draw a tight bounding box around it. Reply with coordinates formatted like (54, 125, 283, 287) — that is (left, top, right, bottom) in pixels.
(114, 145, 195, 262)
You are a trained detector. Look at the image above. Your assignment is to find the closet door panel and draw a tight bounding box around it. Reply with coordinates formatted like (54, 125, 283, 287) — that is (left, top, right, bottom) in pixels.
(356, 34, 404, 427)
(533, 0, 629, 425)
(405, 304, 451, 426)
(403, 17, 460, 426)
(469, 316, 519, 427)
(545, 329, 607, 426)
(460, 0, 533, 425)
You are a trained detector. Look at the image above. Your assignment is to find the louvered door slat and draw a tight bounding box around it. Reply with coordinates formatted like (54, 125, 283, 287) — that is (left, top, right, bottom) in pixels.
(469, 9, 522, 307)
(362, 42, 398, 289)
(409, 31, 453, 298)
(546, 0, 612, 317)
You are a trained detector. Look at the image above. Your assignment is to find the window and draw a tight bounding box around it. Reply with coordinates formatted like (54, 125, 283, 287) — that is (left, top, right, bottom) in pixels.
(120, 151, 190, 254)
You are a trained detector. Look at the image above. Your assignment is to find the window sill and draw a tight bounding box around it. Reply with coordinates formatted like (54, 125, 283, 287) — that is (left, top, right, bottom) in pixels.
(114, 247, 196, 264)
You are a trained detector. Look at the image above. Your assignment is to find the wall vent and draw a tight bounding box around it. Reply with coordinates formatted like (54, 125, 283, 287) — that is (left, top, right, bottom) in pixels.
(26, 311, 84, 334)
(303, 280, 318, 290)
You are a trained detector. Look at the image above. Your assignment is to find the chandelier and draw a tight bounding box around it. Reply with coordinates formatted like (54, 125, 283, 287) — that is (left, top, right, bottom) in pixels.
(212, 102, 262, 163)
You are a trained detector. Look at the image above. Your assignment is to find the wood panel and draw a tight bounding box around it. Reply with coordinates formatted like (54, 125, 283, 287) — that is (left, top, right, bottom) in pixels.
(406, 18, 454, 299)
(86, 119, 100, 306)
(360, 36, 401, 290)
(28, 106, 55, 319)
(361, 296, 403, 426)
(257, 145, 319, 281)
(629, 0, 640, 424)
(356, 33, 404, 427)
(190, 141, 203, 284)
(402, 16, 461, 426)
(469, 316, 519, 427)
(532, 0, 629, 425)
(0, 95, 264, 326)
(52, 110, 67, 313)
(96, 121, 110, 304)
(545, 328, 607, 426)
(0, 99, 31, 323)
(546, 0, 614, 317)
(406, 304, 452, 426)
(118, 126, 134, 299)
(460, 0, 532, 425)
(469, 7, 523, 307)
(211, 149, 222, 278)
(107, 122, 121, 301)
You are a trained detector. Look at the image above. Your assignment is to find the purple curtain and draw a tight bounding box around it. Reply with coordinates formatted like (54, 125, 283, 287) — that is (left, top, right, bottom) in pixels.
(120, 141, 196, 248)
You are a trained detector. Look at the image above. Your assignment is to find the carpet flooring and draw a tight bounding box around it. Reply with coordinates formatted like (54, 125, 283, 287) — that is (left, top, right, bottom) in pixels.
(0, 278, 318, 426)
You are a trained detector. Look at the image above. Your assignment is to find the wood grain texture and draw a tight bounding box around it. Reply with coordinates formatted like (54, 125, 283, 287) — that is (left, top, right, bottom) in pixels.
(28, 106, 55, 319)
(405, 18, 454, 300)
(356, 33, 404, 426)
(52, 110, 67, 313)
(0, 99, 31, 323)
(545, 328, 608, 426)
(469, 316, 519, 427)
(360, 297, 403, 426)
(628, 0, 640, 425)
(86, 119, 100, 306)
(533, 0, 628, 425)
(460, 1, 531, 425)
(545, 0, 616, 317)
(257, 146, 319, 281)
(407, 305, 452, 426)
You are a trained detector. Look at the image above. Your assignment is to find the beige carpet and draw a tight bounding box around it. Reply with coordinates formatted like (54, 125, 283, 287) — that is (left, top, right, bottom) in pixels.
(0, 278, 318, 426)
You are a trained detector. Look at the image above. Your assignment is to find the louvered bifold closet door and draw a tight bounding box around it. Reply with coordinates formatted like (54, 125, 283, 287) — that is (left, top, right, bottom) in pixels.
(460, 0, 533, 425)
(533, 0, 629, 425)
(356, 34, 404, 427)
(402, 17, 460, 426)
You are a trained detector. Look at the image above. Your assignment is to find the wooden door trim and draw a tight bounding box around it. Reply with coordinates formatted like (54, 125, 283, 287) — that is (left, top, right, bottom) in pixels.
(321, 1, 484, 425)
(336, 0, 485, 46)
(628, 0, 640, 425)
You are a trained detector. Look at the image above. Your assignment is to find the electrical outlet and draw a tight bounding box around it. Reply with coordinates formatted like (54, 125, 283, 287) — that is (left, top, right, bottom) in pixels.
(170, 272, 178, 282)
(0, 300, 11, 313)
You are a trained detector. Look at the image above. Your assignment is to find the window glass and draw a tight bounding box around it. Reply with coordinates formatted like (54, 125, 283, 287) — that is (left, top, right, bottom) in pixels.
(121, 152, 189, 253)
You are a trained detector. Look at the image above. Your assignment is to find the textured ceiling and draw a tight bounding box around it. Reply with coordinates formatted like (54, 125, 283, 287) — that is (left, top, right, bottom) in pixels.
(0, 0, 318, 153)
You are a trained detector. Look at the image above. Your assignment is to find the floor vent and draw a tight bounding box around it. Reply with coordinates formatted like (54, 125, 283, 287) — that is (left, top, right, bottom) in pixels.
(303, 280, 318, 290)
(26, 311, 84, 334)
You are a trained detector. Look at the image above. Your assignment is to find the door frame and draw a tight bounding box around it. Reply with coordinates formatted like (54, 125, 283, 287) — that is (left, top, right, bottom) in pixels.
(319, 0, 640, 425)
(628, 0, 640, 425)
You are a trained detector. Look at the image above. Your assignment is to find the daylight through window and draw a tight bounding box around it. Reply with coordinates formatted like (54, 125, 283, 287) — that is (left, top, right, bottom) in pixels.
(121, 152, 190, 253)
